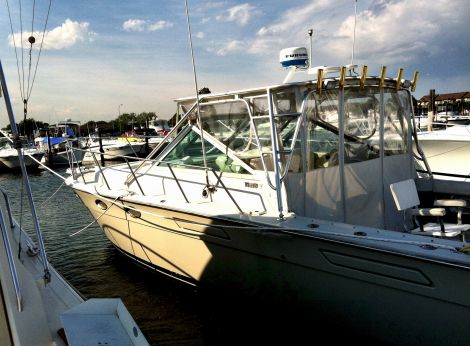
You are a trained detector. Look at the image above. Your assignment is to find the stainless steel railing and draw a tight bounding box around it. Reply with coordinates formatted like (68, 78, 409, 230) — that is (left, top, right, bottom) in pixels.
(0, 187, 22, 311)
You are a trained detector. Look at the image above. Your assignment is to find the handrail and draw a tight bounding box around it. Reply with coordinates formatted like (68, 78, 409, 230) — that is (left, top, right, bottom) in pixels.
(0, 188, 22, 311)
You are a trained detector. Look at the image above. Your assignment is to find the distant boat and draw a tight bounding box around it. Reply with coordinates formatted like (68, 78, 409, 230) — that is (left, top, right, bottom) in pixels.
(81, 136, 146, 163)
(35, 120, 85, 166)
(436, 111, 470, 125)
(0, 136, 44, 170)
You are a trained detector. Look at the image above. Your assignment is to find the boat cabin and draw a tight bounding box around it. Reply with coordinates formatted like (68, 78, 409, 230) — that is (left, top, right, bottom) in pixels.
(144, 67, 416, 232)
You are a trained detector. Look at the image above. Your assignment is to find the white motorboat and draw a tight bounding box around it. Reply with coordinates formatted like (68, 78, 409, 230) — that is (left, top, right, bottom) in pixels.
(81, 137, 146, 163)
(35, 120, 85, 166)
(0, 136, 44, 171)
(414, 124, 470, 181)
(0, 59, 149, 345)
(66, 50, 470, 344)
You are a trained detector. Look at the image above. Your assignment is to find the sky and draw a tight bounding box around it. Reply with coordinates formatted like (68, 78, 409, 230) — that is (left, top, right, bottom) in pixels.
(1, 0, 469, 128)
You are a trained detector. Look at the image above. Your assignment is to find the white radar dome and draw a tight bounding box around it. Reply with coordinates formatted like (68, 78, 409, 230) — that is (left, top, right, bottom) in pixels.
(279, 47, 308, 68)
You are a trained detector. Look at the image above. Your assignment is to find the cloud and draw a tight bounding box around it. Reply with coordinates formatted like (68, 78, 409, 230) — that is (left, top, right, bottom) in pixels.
(122, 19, 147, 32)
(216, 3, 260, 26)
(123, 19, 173, 32)
(326, 0, 470, 64)
(8, 19, 94, 50)
(195, 32, 205, 39)
(208, 39, 246, 56)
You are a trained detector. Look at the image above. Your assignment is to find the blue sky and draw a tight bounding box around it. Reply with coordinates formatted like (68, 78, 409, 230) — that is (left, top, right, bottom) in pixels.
(1, 0, 469, 127)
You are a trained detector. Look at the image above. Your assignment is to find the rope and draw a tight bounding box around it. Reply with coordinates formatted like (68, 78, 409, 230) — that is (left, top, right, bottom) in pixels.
(69, 192, 128, 237)
(39, 181, 65, 208)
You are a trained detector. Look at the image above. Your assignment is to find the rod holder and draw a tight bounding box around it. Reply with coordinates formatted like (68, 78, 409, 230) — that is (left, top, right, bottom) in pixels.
(339, 66, 346, 88)
(316, 69, 324, 95)
(360, 65, 367, 89)
(411, 71, 419, 92)
(379, 66, 387, 88)
(396, 68, 403, 90)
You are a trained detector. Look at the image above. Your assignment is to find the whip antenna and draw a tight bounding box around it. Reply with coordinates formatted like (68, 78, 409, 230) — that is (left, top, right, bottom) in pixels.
(184, 0, 210, 187)
(350, 0, 358, 67)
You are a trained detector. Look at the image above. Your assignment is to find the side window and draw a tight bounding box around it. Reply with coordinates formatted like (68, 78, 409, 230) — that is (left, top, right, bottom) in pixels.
(162, 129, 248, 174)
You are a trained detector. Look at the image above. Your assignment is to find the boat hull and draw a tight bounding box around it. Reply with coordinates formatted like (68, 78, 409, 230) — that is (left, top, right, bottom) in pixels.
(82, 142, 146, 163)
(0, 153, 43, 170)
(74, 188, 470, 345)
(414, 138, 470, 180)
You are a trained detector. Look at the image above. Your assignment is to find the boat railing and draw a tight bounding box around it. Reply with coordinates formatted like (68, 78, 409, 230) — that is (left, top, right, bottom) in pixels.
(74, 149, 244, 213)
(0, 187, 22, 311)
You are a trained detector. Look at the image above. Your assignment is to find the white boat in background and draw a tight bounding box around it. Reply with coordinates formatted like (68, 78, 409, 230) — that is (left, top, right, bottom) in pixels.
(0, 58, 149, 345)
(0, 136, 44, 170)
(415, 124, 470, 181)
(82, 137, 146, 163)
(66, 45, 470, 345)
(436, 111, 470, 125)
(35, 120, 85, 166)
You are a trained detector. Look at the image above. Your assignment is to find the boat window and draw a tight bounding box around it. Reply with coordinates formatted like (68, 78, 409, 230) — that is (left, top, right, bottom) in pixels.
(162, 129, 248, 174)
(343, 88, 380, 163)
(304, 87, 409, 170)
(383, 90, 408, 155)
(305, 90, 341, 169)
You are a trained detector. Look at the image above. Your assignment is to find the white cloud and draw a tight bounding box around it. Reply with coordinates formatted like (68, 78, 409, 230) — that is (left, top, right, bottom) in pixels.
(216, 3, 259, 26)
(123, 19, 147, 32)
(323, 0, 470, 65)
(8, 19, 94, 50)
(195, 32, 205, 39)
(123, 19, 173, 32)
(148, 20, 174, 31)
(209, 40, 246, 56)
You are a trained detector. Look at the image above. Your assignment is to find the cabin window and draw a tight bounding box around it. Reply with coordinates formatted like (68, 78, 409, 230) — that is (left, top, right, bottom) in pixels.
(162, 129, 248, 174)
(304, 87, 408, 170)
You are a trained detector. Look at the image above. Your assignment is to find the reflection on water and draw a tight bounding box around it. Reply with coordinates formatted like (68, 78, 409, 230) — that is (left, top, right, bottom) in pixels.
(0, 167, 373, 345)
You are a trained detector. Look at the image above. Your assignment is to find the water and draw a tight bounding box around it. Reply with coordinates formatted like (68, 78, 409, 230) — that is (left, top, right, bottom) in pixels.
(0, 167, 334, 345)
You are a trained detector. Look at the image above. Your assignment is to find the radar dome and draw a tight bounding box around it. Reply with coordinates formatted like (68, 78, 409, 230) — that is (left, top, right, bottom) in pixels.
(279, 47, 308, 68)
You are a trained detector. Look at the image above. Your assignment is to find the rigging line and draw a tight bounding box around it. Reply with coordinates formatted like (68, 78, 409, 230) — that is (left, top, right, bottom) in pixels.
(39, 180, 65, 208)
(26, 0, 37, 97)
(26, 0, 52, 101)
(18, 0, 25, 104)
(5, 0, 25, 101)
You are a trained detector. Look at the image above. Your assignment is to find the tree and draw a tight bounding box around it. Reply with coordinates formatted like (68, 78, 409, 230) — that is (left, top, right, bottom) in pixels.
(3, 118, 48, 138)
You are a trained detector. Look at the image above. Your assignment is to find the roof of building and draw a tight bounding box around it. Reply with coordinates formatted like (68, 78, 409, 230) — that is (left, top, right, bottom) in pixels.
(419, 91, 470, 102)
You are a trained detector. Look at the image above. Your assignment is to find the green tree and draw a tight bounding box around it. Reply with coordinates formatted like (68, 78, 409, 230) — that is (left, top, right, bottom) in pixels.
(3, 118, 48, 138)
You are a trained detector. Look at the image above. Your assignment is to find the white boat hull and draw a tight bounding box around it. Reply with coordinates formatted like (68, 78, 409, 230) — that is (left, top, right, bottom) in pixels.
(0, 153, 43, 170)
(82, 142, 146, 163)
(73, 188, 470, 345)
(416, 128, 470, 180)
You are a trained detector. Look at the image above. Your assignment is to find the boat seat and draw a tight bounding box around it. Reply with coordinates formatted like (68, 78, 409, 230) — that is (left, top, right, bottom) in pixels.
(390, 179, 470, 241)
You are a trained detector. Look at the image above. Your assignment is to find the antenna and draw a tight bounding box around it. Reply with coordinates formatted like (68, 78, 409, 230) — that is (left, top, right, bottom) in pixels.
(350, 0, 358, 66)
(308, 28, 313, 69)
(184, 0, 210, 189)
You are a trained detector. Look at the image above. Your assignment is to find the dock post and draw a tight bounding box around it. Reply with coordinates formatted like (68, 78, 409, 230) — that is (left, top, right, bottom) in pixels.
(97, 128, 105, 166)
(427, 89, 435, 131)
(46, 129, 54, 168)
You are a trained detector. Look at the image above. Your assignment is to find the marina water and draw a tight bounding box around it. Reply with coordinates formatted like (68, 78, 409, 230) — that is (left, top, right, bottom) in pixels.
(0, 166, 382, 345)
